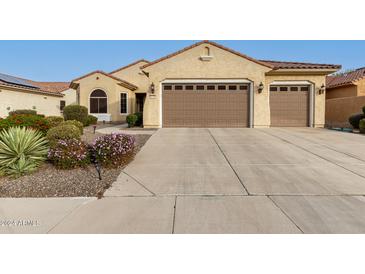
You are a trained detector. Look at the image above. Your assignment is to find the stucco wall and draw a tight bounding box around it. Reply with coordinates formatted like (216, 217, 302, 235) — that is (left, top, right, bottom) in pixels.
(265, 74, 327, 127)
(75, 72, 135, 122)
(142, 43, 271, 128)
(0, 86, 64, 118)
(62, 88, 77, 105)
(326, 96, 365, 128)
(326, 85, 357, 99)
(356, 78, 365, 96)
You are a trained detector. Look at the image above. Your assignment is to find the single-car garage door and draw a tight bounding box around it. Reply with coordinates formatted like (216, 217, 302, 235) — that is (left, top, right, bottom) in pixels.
(270, 85, 310, 127)
(162, 83, 250, 128)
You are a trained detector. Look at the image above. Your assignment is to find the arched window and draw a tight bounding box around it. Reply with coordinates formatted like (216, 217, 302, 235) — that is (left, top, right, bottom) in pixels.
(90, 89, 107, 113)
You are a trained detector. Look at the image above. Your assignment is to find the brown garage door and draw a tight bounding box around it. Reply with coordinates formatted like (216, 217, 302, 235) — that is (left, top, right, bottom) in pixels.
(270, 85, 310, 127)
(162, 83, 250, 128)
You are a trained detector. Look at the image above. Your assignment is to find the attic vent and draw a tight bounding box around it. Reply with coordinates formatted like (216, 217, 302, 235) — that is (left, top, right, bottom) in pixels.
(200, 46, 213, 61)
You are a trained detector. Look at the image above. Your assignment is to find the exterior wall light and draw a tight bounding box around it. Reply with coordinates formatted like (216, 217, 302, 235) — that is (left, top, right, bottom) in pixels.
(319, 84, 325, 94)
(150, 83, 155, 94)
(258, 82, 264, 93)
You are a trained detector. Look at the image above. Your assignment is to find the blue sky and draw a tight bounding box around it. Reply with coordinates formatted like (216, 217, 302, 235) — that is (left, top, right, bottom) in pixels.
(0, 40, 364, 82)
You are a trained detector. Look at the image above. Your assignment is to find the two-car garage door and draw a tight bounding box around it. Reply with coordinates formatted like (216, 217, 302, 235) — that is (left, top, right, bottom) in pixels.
(162, 83, 250, 128)
(161, 82, 311, 128)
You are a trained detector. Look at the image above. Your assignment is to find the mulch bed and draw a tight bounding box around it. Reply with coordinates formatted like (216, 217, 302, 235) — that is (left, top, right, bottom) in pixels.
(0, 126, 151, 198)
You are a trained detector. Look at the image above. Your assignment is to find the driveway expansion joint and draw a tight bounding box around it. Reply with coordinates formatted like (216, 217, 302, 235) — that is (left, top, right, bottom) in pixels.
(267, 195, 304, 234)
(171, 196, 177, 234)
(207, 129, 250, 195)
(121, 171, 156, 196)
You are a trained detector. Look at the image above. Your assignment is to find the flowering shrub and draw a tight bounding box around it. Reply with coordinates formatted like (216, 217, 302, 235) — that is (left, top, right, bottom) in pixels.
(0, 114, 50, 134)
(48, 139, 89, 169)
(91, 133, 135, 168)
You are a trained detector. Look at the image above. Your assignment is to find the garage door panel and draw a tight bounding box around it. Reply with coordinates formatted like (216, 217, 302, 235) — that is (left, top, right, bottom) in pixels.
(163, 84, 249, 128)
(270, 87, 309, 127)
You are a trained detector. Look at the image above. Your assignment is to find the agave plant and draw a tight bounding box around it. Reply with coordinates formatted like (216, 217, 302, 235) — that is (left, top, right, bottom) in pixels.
(0, 127, 49, 176)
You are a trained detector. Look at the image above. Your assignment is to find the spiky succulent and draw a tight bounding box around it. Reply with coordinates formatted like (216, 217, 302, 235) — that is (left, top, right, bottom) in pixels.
(0, 127, 49, 176)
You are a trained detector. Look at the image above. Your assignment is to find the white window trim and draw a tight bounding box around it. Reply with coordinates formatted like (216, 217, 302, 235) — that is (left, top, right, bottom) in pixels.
(120, 92, 129, 115)
(89, 88, 108, 114)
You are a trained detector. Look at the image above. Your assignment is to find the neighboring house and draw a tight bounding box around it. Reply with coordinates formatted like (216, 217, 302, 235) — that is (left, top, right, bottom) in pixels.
(326, 67, 365, 99)
(325, 67, 365, 128)
(74, 41, 342, 128)
(0, 72, 76, 118)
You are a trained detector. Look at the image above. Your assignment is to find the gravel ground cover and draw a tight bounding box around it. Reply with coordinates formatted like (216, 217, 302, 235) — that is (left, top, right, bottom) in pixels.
(0, 125, 151, 198)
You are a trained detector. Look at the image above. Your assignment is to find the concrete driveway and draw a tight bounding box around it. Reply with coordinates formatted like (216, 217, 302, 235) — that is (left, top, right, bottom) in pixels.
(2, 128, 365, 233)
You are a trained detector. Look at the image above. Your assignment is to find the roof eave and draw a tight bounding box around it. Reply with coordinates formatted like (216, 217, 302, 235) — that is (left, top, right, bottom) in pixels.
(267, 68, 340, 75)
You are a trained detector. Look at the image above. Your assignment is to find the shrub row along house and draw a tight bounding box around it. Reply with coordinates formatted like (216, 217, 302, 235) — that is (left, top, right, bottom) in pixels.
(1, 41, 343, 128)
(325, 67, 365, 128)
(0, 72, 76, 118)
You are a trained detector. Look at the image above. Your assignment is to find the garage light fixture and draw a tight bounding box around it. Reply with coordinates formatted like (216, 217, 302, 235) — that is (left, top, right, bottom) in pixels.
(150, 83, 155, 94)
(258, 82, 264, 93)
(319, 84, 325, 94)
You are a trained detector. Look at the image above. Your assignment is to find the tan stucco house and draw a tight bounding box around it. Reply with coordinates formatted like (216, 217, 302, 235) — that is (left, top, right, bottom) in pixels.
(325, 67, 365, 128)
(0, 72, 76, 118)
(70, 41, 341, 128)
(326, 67, 365, 99)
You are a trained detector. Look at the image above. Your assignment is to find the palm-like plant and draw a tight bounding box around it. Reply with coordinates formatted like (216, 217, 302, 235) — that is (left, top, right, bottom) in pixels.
(0, 127, 49, 176)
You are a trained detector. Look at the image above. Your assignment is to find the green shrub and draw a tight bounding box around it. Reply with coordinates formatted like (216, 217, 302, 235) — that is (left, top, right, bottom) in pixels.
(61, 120, 84, 134)
(0, 127, 49, 177)
(45, 116, 64, 128)
(8, 109, 37, 116)
(360, 119, 365, 134)
(46, 124, 81, 147)
(86, 115, 98, 126)
(134, 112, 143, 127)
(63, 105, 88, 126)
(0, 114, 50, 134)
(126, 114, 138, 128)
(349, 113, 365, 129)
(48, 139, 89, 169)
(362, 106, 365, 114)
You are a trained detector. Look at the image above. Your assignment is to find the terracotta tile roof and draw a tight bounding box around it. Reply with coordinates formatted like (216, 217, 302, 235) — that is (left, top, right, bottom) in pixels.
(326, 67, 365, 88)
(29, 81, 70, 92)
(141, 40, 274, 69)
(109, 59, 149, 74)
(70, 70, 138, 90)
(259, 60, 341, 70)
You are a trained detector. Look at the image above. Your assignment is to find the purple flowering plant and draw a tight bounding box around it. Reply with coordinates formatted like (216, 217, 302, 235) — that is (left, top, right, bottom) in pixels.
(91, 133, 135, 168)
(48, 138, 90, 169)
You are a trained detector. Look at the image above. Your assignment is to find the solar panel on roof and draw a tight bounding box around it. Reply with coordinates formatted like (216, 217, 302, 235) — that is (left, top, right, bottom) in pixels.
(0, 72, 39, 89)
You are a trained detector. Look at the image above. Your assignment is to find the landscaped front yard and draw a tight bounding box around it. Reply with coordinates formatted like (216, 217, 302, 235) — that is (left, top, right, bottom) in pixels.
(0, 106, 151, 198)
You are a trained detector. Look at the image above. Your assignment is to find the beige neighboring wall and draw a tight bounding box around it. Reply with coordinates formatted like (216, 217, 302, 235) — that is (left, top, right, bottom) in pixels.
(265, 74, 328, 127)
(62, 88, 77, 105)
(110, 60, 150, 93)
(356, 78, 365, 96)
(142, 43, 271, 128)
(0, 86, 64, 117)
(75, 72, 135, 122)
(326, 85, 357, 99)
